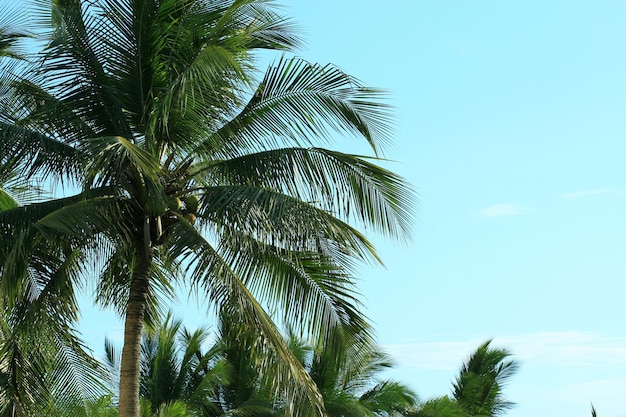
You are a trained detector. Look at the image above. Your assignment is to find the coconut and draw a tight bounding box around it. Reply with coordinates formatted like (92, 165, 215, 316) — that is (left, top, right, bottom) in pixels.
(168, 196, 183, 212)
(183, 213, 197, 224)
(184, 195, 200, 212)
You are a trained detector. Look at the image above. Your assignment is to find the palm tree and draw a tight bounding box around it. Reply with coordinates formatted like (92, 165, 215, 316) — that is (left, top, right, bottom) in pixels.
(291, 328, 418, 417)
(106, 312, 280, 417)
(139, 317, 224, 416)
(0, 16, 106, 417)
(451, 341, 518, 417)
(411, 341, 518, 417)
(110, 313, 416, 417)
(411, 396, 466, 417)
(0, 1, 413, 416)
(105, 314, 227, 417)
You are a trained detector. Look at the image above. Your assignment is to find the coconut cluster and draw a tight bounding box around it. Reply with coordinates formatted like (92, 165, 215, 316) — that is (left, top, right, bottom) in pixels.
(165, 195, 200, 224)
(149, 194, 201, 245)
(182, 195, 199, 224)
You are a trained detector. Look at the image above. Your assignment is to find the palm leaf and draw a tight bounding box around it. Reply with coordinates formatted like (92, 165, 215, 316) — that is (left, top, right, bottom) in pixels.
(216, 229, 371, 343)
(165, 220, 326, 417)
(196, 146, 414, 240)
(195, 184, 380, 263)
(201, 56, 393, 157)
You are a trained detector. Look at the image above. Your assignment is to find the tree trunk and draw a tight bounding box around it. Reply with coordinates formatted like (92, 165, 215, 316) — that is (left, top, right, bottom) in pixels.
(118, 240, 152, 417)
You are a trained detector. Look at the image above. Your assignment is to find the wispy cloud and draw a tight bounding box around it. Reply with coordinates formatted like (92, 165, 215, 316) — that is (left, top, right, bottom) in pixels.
(476, 203, 529, 217)
(383, 331, 626, 371)
(558, 188, 620, 199)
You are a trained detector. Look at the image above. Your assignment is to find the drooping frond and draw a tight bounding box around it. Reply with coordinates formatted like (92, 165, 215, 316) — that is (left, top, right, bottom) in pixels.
(202, 57, 394, 157)
(197, 146, 414, 241)
(216, 228, 371, 343)
(165, 220, 327, 417)
(195, 184, 380, 262)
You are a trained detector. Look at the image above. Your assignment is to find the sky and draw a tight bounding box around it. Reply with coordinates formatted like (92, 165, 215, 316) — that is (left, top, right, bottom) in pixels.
(279, 2, 626, 416)
(5, 1, 625, 416)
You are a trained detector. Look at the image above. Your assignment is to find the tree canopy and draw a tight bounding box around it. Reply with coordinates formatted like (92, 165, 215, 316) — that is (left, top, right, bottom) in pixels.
(0, 1, 413, 416)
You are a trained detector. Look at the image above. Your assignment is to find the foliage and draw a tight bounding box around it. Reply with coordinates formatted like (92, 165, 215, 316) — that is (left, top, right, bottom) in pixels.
(412, 340, 519, 417)
(411, 397, 466, 417)
(452, 340, 518, 417)
(107, 312, 417, 417)
(290, 327, 418, 417)
(0, 0, 413, 416)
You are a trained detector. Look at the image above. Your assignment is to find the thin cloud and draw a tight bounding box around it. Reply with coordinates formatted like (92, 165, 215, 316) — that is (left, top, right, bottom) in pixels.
(384, 331, 626, 371)
(558, 188, 619, 199)
(383, 339, 482, 370)
(476, 203, 529, 217)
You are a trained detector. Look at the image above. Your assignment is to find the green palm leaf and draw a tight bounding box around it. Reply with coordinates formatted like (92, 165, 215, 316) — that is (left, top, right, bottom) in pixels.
(203, 56, 393, 156)
(197, 147, 413, 240)
(165, 221, 326, 417)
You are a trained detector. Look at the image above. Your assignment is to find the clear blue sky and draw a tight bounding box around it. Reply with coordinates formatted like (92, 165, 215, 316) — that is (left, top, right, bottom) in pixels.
(10, 1, 623, 416)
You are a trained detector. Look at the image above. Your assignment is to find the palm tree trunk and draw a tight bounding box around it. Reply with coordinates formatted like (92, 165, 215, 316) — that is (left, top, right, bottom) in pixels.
(118, 240, 152, 417)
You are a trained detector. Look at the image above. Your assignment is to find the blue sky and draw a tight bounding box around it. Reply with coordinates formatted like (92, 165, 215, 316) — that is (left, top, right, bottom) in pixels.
(10, 0, 623, 416)
(287, 2, 626, 416)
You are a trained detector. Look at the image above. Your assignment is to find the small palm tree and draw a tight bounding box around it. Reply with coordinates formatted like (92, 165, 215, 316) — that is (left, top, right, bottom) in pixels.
(452, 340, 518, 417)
(411, 396, 466, 417)
(106, 314, 226, 417)
(290, 328, 418, 417)
(412, 341, 518, 417)
(106, 311, 279, 417)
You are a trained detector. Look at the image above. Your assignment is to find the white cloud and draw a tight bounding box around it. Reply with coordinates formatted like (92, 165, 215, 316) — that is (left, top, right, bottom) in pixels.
(476, 203, 529, 217)
(496, 331, 626, 367)
(383, 331, 626, 371)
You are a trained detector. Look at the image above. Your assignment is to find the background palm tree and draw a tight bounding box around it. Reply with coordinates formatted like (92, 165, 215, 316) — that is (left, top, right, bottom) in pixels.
(0, 1, 413, 416)
(108, 313, 416, 417)
(411, 341, 518, 417)
(452, 340, 518, 417)
(290, 328, 418, 417)
(106, 312, 281, 417)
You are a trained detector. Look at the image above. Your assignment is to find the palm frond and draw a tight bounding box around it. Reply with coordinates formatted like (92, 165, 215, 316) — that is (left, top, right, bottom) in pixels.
(216, 229, 371, 344)
(201, 56, 394, 157)
(0, 120, 84, 182)
(197, 147, 414, 241)
(81, 135, 161, 187)
(165, 220, 326, 417)
(196, 184, 381, 263)
(36, 0, 132, 137)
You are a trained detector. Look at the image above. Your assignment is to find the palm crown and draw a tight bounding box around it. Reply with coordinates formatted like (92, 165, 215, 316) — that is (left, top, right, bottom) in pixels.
(0, 1, 413, 416)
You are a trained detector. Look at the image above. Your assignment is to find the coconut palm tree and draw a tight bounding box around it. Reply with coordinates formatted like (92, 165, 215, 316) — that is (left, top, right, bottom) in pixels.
(451, 340, 518, 417)
(0, 1, 413, 416)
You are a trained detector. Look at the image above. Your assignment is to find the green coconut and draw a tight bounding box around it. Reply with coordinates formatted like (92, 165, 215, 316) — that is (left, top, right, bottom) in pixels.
(184, 195, 200, 212)
(168, 196, 183, 212)
(183, 213, 197, 224)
